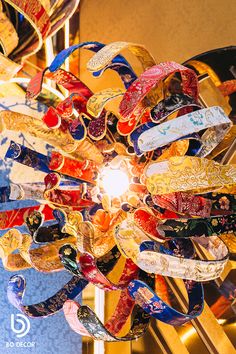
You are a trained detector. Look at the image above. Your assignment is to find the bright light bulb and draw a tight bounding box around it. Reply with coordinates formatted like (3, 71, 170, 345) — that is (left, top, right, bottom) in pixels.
(102, 169, 129, 197)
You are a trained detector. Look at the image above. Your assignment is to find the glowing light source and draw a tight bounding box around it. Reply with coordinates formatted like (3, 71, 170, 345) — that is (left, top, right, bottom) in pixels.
(101, 168, 129, 197)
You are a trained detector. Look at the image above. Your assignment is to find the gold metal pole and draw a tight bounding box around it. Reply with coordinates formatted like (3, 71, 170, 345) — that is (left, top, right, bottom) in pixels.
(198, 75, 231, 115)
(150, 320, 190, 354)
(165, 278, 235, 354)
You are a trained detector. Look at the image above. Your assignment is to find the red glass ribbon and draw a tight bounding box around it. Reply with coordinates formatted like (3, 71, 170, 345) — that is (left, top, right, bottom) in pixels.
(119, 62, 199, 121)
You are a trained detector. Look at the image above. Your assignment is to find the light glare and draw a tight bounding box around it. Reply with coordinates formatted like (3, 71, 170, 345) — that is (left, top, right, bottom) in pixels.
(102, 169, 129, 197)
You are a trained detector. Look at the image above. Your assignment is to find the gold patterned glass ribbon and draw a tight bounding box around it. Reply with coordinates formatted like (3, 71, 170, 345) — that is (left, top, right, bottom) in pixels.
(4, 0, 51, 61)
(0, 110, 77, 152)
(145, 156, 236, 195)
(0, 2, 18, 55)
(156, 140, 190, 161)
(87, 41, 156, 73)
(0, 53, 21, 80)
(0, 110, 104, 164)
(19, 233, 77, 272)
(87, 88, 125, 118)
(185, 60, 222, 87)
(207, 125, 236, 160)
(77, 221, 116, 258)
(0, 228, 77, 271)
(0, 229, 32, 271)
(136, 236, 229, 282)
(115, 218, 229, 281)
(76, 210, 126, 258)
(219, 233, 236, 253)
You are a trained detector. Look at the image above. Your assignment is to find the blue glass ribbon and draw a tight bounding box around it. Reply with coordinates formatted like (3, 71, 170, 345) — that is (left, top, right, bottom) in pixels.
(7, 275, 88, 317)
(128, 278, 203, 326)
(49, 41, 137, 89)
(5, 141, 51, 174)
(5, 141, 91, 185)
(140, 238, 195, 259)
(127, 237, 204, 325)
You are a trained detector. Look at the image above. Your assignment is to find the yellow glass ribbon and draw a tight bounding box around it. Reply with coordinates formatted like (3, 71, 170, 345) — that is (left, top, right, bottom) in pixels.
(0, 53, 21, 80)
(219, 232, 236, 253)
(4, 0, 50, 60)
(0, 4, 18, 55)
(0, 83, 25, 97)
(185, 60, 222, 87)
(87, 88, 125, 118)
(76, 221, 116, 258)
(0, 229, 31, 271)
(207, 125, 236, 160)
(0, 228, 21, 259)
(76, 210, 126, 258)
(87, 41, 156, 73)
(0, 228, 77, 271)
(0, 110, 104, 164)
(0, 110, 77, 152)
(19, 234, 77, 272)
(145, 156, 236, 195)
(156, 140, 189, 161)
(115, 218, 149, 261)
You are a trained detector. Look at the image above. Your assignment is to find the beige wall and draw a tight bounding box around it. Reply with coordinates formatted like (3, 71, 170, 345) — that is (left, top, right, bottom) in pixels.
(79, 0, 236, 91)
